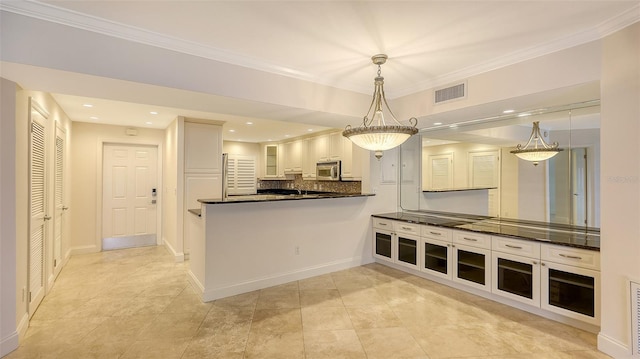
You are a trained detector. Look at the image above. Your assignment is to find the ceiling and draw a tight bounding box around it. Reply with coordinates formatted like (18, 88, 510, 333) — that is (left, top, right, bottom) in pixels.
(1, 1, 638, 143)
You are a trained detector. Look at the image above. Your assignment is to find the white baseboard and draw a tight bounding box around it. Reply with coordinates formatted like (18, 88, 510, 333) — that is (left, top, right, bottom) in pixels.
(162, 239, 184, 262)
(598, 332, 632, 358)
(17, 312, 28, 339)
(201, 256, 371, 302)
(68, 244, 99, 256)
(187, 270, 205, 298)
(0, 312, 30, 357)
(0, 330, 19, 358)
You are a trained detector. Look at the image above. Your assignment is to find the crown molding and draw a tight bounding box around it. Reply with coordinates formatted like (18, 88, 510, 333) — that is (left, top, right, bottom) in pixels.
(2, 1, 639, 99)
(393, 3, 640, 99)
(0, 1, 325, 84)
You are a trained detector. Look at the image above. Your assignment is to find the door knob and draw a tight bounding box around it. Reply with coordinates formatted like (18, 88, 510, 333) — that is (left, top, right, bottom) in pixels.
(43, 215, 51, 221)
(62, 206, 69, 210)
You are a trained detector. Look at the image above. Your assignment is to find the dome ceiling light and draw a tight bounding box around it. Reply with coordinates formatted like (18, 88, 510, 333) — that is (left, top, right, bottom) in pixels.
(342, 54, 418, 160)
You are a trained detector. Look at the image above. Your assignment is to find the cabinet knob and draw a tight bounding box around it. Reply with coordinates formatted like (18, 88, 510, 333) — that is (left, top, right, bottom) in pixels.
(541, 262, 546, 267)
(532, 261, 538, 265)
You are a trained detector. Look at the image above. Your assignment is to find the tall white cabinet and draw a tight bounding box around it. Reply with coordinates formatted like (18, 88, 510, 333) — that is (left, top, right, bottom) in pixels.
(183, 121, 223, 256)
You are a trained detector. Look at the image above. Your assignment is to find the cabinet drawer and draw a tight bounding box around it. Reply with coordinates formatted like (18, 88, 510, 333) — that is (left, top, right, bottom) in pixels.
(492, 236, 540, 259)
(394, 221, 420, 236)
(453, 231, 491, 249)
(541, 244, 600, 270)
(372, 218, 393, 230)
(421, 226, 452, 241)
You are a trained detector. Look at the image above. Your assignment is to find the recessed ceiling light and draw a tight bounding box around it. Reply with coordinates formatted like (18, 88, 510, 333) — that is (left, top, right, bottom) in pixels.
(246, 122, 253, 125)
(145, 121, 153, 125)
(518, 113, 531, 117)
(433, 122, 442, 126)
(503, 109, 515, 114)
(284, 134, 291, 137)
(83, 104, 93, 108)
(228, 129, 236, 133)
(267, 139, 273, 142)
(449, 124, 458, 128)
(90, 116, 99, 120)
(307, 129, 314, 132)
(149, 111, 158, 115)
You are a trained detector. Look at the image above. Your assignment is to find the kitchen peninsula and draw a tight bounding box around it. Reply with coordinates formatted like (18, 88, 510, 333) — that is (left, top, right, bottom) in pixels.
(187, 192, 375, 302)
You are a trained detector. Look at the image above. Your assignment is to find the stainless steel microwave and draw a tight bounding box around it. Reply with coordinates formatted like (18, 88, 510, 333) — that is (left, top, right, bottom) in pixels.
(316, 161, 341, 181)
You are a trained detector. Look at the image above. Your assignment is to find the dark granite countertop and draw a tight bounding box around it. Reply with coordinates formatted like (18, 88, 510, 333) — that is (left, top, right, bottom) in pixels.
(188, 208, 201, 217)
(372, 211, 600, 251)
(199, 192, 374, 204)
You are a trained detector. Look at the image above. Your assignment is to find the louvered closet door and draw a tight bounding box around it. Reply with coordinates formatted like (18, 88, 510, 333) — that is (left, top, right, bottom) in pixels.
(29, 101, 48, 317)
(53, 127, 66, 277)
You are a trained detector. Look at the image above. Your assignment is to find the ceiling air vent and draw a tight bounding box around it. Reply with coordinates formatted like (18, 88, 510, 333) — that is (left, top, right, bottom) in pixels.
(434, 82, 466, 104)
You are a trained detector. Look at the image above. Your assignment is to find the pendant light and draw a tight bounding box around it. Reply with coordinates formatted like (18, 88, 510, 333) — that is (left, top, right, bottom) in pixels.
(510, 121, 563, 166)
(342, 54, 418, 160)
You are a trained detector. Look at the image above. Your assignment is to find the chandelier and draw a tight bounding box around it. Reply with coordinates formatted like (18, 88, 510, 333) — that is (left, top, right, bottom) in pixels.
(510, 121, 563, 166)
(342, 54, 418, 160)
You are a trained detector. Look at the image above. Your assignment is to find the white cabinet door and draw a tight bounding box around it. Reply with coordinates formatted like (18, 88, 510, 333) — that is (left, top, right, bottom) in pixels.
(329, 132, 343, 161)
(184, 122, 222, 173)
(316, 135, 329, 162)
(541, 260, 600, 325)
(422, 237, 453, 280)
(396, 232, 420, 270)
(452, 243, 491, 292)
(263, 144, 280, 178)
(492, 251, 541, 307)
(284, 140, 302, 173)
(373, 227, 395, 263)
(302, 138, 317, 180)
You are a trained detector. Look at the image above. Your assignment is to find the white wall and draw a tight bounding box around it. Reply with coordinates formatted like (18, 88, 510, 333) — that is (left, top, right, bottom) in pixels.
(162, 118, 180, 257)
(0, 78, 18, 357)
(0, 85, 73, 356)
(393, 40, 601, 120)
(598, 21, 640, 358)
(70, 122, 164, 253)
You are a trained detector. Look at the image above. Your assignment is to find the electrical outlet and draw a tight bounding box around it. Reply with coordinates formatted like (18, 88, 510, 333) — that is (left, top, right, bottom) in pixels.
(295, 246, 300, 255)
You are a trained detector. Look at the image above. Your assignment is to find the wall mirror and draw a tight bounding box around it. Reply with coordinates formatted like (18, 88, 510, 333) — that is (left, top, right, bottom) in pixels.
(399, 98, 600, 228)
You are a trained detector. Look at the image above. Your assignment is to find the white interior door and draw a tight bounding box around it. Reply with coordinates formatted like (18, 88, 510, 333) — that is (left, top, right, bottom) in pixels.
(53, 126, 66, 277)
(102, 144, 158, 250)
(28, 100, 48, 317)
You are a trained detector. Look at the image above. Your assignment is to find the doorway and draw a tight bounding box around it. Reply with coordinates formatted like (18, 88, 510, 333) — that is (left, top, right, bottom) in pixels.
(102, 144, 159, 250)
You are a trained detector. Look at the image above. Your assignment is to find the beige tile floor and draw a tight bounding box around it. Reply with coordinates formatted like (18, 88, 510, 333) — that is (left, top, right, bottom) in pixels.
(5, 245, 612, 359)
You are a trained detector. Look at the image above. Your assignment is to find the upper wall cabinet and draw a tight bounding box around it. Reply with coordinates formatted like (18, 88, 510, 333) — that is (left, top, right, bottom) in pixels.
(185, 122, 223, 173)
(260, 131, 365, 181)
(284, 140, 302, 174)
(302, 137, 317, 180)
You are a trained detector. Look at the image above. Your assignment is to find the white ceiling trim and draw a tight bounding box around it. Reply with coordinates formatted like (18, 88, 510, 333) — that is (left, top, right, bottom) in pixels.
(395, 3, 640, 98)
(2, 1, 639, 99)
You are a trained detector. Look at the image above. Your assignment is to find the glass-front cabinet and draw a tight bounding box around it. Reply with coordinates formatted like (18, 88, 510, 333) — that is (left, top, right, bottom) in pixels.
(394, 222, 421, 270)
(540, 248, 600, 325)
(452, 231, 491, 291)
(491, 236, 541, 307)
(372, 218, 394, 262)
(421, 226, 453, 280)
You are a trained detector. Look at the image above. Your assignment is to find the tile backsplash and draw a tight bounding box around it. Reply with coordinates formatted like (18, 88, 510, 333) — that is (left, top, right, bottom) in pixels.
(258, 175, 361, 194)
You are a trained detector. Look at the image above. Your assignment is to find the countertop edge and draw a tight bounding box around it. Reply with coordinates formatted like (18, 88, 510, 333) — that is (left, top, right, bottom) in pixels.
(199, 193, 375, 204)
(372, 212, 600, 251)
